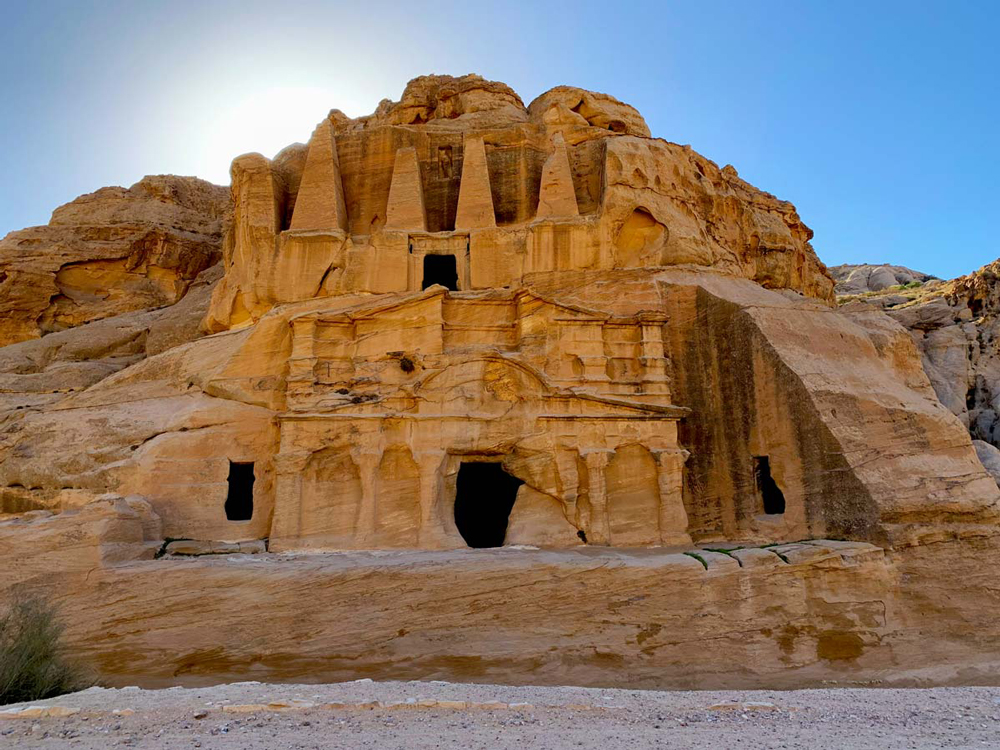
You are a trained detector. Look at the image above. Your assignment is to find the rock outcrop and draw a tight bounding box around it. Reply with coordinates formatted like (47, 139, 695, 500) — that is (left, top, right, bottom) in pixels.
(846, 259, 1000, 460)
(831, 256, 1000, 492)
(831, 263, 938, 296)
(2, 74, 1000, 690)
(0, 175, 228, 346)
(0, 177, 228, 514)
(3, 511, 1000, 690)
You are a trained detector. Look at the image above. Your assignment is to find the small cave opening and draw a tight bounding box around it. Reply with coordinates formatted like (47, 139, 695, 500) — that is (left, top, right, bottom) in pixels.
(454, 462, 523, 548)
(225, 461, 255, 521)
(422, 254, 459, 291)
(753, 456, 785, 515)
(967, 385, 978, 411)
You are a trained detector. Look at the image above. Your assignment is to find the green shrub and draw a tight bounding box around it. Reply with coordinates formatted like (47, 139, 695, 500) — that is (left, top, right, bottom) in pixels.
(0, 592, 91, 705)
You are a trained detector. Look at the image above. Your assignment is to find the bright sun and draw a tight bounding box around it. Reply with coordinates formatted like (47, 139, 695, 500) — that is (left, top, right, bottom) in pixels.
(194, 86, 371, 185)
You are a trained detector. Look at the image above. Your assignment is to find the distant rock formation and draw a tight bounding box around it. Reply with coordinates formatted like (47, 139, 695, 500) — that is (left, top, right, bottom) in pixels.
(829, 263, 938, 295)
(848, 259, 1000, 458)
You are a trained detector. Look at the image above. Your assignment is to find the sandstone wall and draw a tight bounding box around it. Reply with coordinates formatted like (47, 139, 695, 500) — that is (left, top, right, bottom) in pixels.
(663, 273, 1000, 542)
(6, 265, 994, 549)
(835, 257, 1000, 489)
(2, 525, 999, 690)
(0, 176, 228, 346)
(887, 261, 1000, 447)
(522, 267, 1000, 545)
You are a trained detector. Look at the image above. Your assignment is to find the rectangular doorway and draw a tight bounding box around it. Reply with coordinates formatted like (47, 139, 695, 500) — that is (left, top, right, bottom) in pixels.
(422, 254, 459, 291)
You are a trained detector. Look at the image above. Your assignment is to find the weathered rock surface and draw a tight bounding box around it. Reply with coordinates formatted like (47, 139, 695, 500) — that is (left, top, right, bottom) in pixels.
(973, 439, 1000, 487)
(1, 74, 1000, 691)
(2, 508, 1000, 689)
(830, 263, 938, 295)
(844, 258, 1000, 452)
(0, 175, 228, 346)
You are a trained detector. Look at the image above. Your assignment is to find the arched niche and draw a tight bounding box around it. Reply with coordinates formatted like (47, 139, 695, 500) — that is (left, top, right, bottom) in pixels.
(301, 448, 363, 547)
(614, 207, 668, 268)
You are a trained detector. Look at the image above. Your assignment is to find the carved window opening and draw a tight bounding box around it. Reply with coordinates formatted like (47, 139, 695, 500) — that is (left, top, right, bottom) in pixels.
(422, 254, 459, 291)
(225, 461, 255, 521)
(454, 462, 523, 548)
(753, 456, 785, 515)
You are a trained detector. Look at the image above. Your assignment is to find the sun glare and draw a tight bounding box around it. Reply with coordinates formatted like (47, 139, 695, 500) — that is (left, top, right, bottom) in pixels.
(195, 86, 371, 185)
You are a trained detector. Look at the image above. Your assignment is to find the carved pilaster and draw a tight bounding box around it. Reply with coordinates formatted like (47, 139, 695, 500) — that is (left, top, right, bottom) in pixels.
(269, 451, 313, 546)
(581, 450, 612, 545)
(415, 451, 449, 547)
(637, 313, 670, 395)
(287, 318, 318, 387)
(651, 448, 691, 546)
(353, 450, 382, 547)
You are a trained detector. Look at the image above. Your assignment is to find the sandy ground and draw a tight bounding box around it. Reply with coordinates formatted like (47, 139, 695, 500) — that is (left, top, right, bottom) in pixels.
(1, 680, 999, 748)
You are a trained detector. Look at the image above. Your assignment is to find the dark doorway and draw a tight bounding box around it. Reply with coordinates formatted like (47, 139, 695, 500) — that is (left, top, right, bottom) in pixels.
(753, 456, 785, 515)
(454, 462, 523, 548)
(422, 254, 459, 291)
(225, 461, 255, 521)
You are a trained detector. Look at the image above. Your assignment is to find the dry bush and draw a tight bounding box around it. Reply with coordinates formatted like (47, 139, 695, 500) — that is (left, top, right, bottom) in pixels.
(0, 593, 91, 705)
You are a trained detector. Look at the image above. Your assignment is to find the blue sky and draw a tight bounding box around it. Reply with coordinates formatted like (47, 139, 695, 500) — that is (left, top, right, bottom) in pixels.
(1, 0, 996, 279)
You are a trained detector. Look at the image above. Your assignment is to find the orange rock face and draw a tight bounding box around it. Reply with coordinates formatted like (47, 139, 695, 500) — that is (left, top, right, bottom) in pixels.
(0, 175, 228, 346)
(205, 74, 832, 334)
(1, 74, 999, 689)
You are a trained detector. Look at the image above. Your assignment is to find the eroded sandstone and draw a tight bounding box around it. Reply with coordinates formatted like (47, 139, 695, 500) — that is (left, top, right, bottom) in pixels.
(0, 175, 228, 346)
(1, 74, 999, 690)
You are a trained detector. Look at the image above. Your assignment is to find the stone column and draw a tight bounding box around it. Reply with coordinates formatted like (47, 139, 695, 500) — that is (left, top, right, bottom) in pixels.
(415, 450, 449, 548)
(555, 448, 583, 529)
(652, 448, 692, 546)
(353, 449, 382, 548)
(268, 451, 312, 551)
(581, 450, 612, 545)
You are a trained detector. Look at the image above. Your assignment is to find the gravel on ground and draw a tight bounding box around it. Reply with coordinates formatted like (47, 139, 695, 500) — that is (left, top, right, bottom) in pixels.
(2, 679, 999, 748)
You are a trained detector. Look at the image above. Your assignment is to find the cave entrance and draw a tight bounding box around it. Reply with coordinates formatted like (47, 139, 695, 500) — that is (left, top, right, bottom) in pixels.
(454, 462, 523, 548)
(225, 461, 255, 521)
(422, 254, 459, 291)
(753, 456, 785, 515)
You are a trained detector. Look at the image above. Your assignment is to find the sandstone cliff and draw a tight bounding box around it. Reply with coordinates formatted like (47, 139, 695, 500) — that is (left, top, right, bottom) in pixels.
(0, 175, 228, 346)
(1, 74, 999, 691)
(0, 176, 228, 513)
(840, 258, 1000, 483)
(830, 263, 938, 295)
